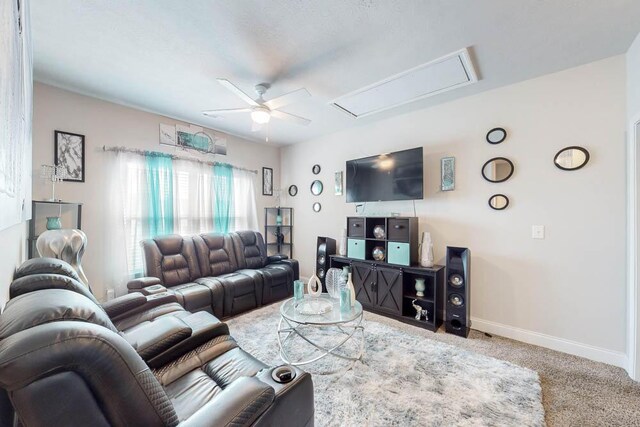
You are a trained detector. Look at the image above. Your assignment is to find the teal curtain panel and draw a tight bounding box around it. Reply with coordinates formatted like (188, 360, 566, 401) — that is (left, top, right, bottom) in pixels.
(213, 163, 234, 233)
(146, 153, 174, 237)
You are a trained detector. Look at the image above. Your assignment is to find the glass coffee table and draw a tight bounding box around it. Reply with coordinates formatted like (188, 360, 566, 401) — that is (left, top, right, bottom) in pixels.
(277, 294, 365, 366)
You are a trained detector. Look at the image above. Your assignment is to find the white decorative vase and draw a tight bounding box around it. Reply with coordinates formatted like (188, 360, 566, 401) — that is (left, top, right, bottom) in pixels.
(414, 278, 426, 297)
(36, 229, 89, 286)
(338, 228, 347, 256)
(420, 231, 435, 268)
(307, 269, 323, 297)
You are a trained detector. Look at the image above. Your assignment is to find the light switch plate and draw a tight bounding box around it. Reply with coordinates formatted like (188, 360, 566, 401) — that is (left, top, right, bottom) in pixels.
(532, 225, 545, 239)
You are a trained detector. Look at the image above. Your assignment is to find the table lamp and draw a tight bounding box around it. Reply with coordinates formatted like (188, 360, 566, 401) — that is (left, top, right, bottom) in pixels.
(40, 164, 68, 202)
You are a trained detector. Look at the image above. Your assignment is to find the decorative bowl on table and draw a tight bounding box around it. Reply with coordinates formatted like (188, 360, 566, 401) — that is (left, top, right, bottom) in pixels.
(295, 298, 333, 315)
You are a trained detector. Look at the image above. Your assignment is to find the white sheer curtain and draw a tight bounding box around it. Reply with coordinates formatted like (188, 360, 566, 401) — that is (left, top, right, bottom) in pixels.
(233, 168, 259, 232)
(173, 159, 214, 235)
(105, 151, 260, 293)
(173, 160, 259, 234)
(104, 151, 149, 295)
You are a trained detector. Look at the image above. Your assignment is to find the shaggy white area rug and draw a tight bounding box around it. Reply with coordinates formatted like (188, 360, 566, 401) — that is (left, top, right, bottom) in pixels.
(227, 303, 545, 427)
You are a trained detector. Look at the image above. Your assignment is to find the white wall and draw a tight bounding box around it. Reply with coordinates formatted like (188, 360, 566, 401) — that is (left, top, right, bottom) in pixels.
(282, 56, 627, 366)
(626, 32, 640, 380)
(628, 33, 640, 121)
(0, 224, 28, 309)
(32, 83, 281, 300)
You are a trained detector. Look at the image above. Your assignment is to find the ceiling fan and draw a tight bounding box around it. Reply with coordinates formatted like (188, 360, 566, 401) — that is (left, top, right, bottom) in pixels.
(203, 79, 311, 132)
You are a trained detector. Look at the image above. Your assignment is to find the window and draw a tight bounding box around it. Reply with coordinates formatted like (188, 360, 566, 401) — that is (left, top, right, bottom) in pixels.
(118, 153, 258, 277)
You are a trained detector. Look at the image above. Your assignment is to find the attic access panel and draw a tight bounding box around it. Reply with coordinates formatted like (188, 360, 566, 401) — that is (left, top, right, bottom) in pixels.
(331, 48, 478, 118)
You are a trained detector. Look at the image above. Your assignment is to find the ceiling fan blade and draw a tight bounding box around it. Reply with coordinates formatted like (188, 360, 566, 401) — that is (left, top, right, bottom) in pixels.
(202, 108, 252, 117)
(217, 79, 259, 106)
(271, 110, 311, 126)
(251, 121, 263, 132)
(264, 88, 310, 110)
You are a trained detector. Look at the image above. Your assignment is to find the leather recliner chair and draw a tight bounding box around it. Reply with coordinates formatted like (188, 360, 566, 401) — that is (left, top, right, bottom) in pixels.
(192, 233, 263, 317)
(136, 234, 215, 314)
(0, 286, 315, 426)
(9, 258, 208, 339)
(231, 231, 297, 305)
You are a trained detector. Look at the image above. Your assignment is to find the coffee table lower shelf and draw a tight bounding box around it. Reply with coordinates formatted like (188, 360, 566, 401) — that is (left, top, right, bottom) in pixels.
(277, 314, 365, 366)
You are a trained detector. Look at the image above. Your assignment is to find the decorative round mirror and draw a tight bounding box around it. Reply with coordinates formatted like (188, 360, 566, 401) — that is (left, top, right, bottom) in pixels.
(312, 202, 321, 212)
(486, 127, 507, 144)
(312, 164, 321, 175)
(554, 146, 590, 171)
(288, 185, 298, 197)
(488, 194, 509, 210)
(482, 157, 514, 183)
(311, 180, 323, 195)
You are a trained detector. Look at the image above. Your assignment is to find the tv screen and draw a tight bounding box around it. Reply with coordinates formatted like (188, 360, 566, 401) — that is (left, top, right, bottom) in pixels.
(346, 147, 424, 203)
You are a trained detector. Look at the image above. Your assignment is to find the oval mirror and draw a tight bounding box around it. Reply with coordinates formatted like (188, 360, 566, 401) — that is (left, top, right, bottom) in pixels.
(311, 180, 323, 195)
(486, 127, 507, 144)
(482, 157, 514, 183)
(488, 194, 509, 210)
(554, 146, 590, 171)
(312, 164, 321, 175)
(313, 202, 321, 212)
(288, 185, 298, 197)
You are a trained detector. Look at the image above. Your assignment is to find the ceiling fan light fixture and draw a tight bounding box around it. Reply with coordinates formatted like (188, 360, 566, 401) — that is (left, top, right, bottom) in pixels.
(251, 107, 271, 124)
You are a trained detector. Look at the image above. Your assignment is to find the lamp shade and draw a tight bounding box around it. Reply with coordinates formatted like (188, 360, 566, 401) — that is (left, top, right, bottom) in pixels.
(251, 108, 271, 124)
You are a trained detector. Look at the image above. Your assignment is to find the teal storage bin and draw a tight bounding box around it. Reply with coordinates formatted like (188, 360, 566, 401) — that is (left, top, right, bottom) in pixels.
(387, 242, 410, 266)
(347, 238, 365, 260)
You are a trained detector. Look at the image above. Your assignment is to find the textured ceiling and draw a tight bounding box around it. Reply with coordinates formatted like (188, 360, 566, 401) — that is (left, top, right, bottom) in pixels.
(31, 0, 640, 145)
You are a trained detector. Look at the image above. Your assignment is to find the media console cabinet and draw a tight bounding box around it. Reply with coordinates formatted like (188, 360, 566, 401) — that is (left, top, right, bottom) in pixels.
(330, 255, 445, 331)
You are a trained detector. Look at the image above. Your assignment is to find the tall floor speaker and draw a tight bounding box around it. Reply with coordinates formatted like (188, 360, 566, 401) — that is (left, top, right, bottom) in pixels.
(316, 237, 336, 292)
(445, 246, 470, 338)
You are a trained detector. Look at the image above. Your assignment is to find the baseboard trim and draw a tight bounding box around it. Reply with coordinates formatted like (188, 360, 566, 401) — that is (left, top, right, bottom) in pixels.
(298, 279, 628, 369)
(471, 317, 628, 369)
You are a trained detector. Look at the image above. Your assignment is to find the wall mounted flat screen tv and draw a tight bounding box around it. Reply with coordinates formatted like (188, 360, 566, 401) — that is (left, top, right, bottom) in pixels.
(346, 147, 424, 203)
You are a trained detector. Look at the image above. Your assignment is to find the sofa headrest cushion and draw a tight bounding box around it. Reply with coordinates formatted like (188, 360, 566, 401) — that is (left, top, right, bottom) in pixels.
(13, 257, 81, 282)
(0, 289, 117, 339)
(153, 235, 185, 255)
(195, 233, 238, 276)
(237, 231, 257, 246)
(199, 233, 226, 251)
(10, 273, 99, 305)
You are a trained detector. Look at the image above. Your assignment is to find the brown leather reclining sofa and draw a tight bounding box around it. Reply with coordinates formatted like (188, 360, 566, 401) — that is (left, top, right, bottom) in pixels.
(128, 231, 299, 318)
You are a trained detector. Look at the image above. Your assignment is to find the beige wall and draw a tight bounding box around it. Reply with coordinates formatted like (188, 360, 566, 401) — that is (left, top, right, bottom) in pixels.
(281, 56, 627, 366)
(32, 83, 281, 300)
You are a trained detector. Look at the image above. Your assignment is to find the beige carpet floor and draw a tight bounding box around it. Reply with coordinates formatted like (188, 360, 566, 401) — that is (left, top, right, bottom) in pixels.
(359, 311, 640, 426)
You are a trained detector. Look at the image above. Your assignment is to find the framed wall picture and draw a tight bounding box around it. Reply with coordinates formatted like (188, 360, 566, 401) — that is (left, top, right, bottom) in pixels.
(262, 167, 273, 196)
(159, 123, 177, 146)
(54, 130, 85, 182)
(335, 171, 343, 195)
(441, 157, 455, 191)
